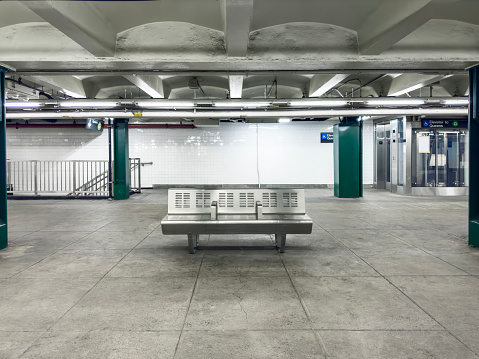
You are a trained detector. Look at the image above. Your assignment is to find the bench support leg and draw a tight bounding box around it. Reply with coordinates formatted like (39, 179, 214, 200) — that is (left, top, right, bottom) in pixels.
(275, 233, 286, 253)
(188, 234, 199, 254)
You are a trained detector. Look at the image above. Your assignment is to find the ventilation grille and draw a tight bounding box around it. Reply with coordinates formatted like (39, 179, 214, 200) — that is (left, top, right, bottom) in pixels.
(283, 192, 298, 207)
(175, 192, 191, 208)
(195, 192, 211, 208)
(262, 193, 278, 207)
(239, 192, 255, 207)
(219, 192, 234, 207)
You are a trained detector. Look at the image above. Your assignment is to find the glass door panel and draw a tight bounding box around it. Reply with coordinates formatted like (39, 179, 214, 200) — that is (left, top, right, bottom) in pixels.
(426, 132, 436, 187)
(412, 129, 467, 188)
(436, 132, 447, 186)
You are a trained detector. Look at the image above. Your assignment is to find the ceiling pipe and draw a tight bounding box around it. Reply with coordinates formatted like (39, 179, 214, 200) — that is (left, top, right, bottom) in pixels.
(5, 107, 468, 120)
(7, 123, 196, 129)
(4, 97, 469, 110)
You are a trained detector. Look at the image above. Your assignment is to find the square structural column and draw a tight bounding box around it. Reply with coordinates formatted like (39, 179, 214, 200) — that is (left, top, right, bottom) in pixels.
(469, 66, 479, 247)
(113, 118, 130, 200)
(0, 69, 8, 249)
(333, 117, 363, 198)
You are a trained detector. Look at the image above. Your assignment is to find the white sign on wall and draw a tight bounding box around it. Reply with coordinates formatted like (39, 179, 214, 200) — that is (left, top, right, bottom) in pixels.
(418, 134, 430, 154)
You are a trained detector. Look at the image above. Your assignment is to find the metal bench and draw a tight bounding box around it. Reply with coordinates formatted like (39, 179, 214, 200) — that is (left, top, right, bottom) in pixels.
(161, 188, 313, 253)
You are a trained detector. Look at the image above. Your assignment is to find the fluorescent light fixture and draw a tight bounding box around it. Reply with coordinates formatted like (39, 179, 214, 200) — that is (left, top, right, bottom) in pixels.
(136, 100, 195, 108)
(443, 99, 469, 105)
(60, 101, 118, 108)
(278, 118, 291, 123)
(213, 101, 271, 108)
(6, 108, 468, 120)
(367, 99, 425, 106)
(5, 101, 41, 108)
(289, 100, 349, 107)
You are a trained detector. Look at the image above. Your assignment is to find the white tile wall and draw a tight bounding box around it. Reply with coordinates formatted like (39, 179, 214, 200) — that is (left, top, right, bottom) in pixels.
(362, 120, 374, 185)
(6, 121, 375, 187)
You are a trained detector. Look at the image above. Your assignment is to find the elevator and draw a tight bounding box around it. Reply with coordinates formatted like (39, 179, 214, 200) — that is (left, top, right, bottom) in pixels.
(374, 117, 468, 196)
(375, 123, 390, 190)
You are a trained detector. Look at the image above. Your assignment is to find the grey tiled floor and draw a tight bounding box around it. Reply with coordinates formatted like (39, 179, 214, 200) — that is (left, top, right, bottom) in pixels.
(1, 189, 478, 358)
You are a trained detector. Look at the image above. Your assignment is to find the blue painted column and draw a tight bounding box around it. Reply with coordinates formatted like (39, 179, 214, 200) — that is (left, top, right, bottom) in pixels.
(113, 118, 130, 200)
(1, 69, 8, 249)
(469, 66, 479, 247)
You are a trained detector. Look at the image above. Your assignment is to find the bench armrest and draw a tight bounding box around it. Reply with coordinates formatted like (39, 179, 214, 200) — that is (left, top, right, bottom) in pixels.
(211, 201, 218, 220)
(256, 201, 263, 220)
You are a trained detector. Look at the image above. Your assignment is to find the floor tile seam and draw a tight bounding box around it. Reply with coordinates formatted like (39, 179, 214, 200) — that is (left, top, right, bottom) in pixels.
(311, 218, 326, 230)
(323, 228, 475, 346)
(0, 330, 50, 333)
(177, 328, 448, 333)
(315, 328, 449, 332)
(96, 226, 158, 269)
(277, 249, 329, 357)
(173, 248, 206, 359)
(7, 231, 36, 241)
(386, 231, 475, 276)
(386, 274, 479, 284)
(51, 248, 133, 253)
(135, 227, 166, 248)
(380, 276, 479, 357)
(322, 228, 386, 278)
(41, 236, 147, 334)
(7, 243, 73, 279)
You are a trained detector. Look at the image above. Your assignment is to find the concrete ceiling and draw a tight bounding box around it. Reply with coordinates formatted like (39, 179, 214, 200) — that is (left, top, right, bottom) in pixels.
(1, 0, 477, 109)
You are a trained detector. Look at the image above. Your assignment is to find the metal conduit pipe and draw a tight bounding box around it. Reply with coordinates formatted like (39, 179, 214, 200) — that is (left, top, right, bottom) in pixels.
(6, 123, 197, 129)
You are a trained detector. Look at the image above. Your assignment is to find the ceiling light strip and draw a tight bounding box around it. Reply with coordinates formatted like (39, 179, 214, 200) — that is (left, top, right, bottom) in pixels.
(5, 97, 469, 109)
(5, 108, 468, 120)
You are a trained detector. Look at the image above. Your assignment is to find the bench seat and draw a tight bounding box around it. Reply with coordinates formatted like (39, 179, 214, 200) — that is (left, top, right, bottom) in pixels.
(161, 188, 313, 253)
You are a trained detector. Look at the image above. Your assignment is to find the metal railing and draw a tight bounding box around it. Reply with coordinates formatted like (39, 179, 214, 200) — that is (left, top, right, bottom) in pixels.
(129, 158, 141, 193)
(6, 158, 141, 196)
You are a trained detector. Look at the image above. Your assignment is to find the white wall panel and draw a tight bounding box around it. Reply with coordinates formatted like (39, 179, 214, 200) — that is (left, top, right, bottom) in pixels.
(362, 120, 374, 185)
(6, 121, 374, 187)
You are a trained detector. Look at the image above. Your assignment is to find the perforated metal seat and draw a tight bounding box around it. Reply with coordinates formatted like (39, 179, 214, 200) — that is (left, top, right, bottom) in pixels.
(161, 188, 313, 253)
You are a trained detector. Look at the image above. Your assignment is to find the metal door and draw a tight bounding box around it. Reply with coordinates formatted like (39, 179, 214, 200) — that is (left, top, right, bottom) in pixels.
(390, 120, 398, 193)
(375, 124, 387, 189)
(385, 124, 391, 190)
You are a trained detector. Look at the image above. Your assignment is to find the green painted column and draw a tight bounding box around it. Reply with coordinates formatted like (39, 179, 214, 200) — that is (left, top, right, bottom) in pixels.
(0, 70, 8, 249)
(113, 118, 130, 200)
(469, 66, 479, 247)
(333, 117, 363, 198)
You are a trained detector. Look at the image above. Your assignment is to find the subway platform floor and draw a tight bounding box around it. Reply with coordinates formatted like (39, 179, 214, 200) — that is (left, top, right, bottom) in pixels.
(1, 188, 478, 359)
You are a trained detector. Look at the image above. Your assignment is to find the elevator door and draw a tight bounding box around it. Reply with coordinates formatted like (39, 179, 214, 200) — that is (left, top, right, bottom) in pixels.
(376, 124, 390, 190)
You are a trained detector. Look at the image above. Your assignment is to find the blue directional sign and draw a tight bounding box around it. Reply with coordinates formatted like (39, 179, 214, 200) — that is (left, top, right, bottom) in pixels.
(421, 119, 466, 128)
(321, 132, 334, 143)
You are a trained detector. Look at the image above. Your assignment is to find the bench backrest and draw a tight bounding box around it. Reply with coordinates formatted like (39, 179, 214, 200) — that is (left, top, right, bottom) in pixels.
(167, 188, 306, 215)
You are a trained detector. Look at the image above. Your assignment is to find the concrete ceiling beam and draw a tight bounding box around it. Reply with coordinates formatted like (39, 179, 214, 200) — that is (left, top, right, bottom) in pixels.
(25, 75, 86, 98)
(308, 74, 349, 97)
(221, 0, 254, 57)
(228, 75, 244, 98)
(357, 0, 432, 55)
(387, 73, 452, 96)
(20, 1, 117, 57)
(438, 75, 470, 97)
(123, 75, 165, 99)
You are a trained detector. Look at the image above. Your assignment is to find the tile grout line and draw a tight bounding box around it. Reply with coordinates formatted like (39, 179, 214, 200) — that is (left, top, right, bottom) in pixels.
(277, 250, 329, 359)
(172, 235, 207, 359)
(16, 226, 157, 359)
(386, 230, 477, 277)
(325, 228, 479, 358)
(7, 230, 94, 280)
